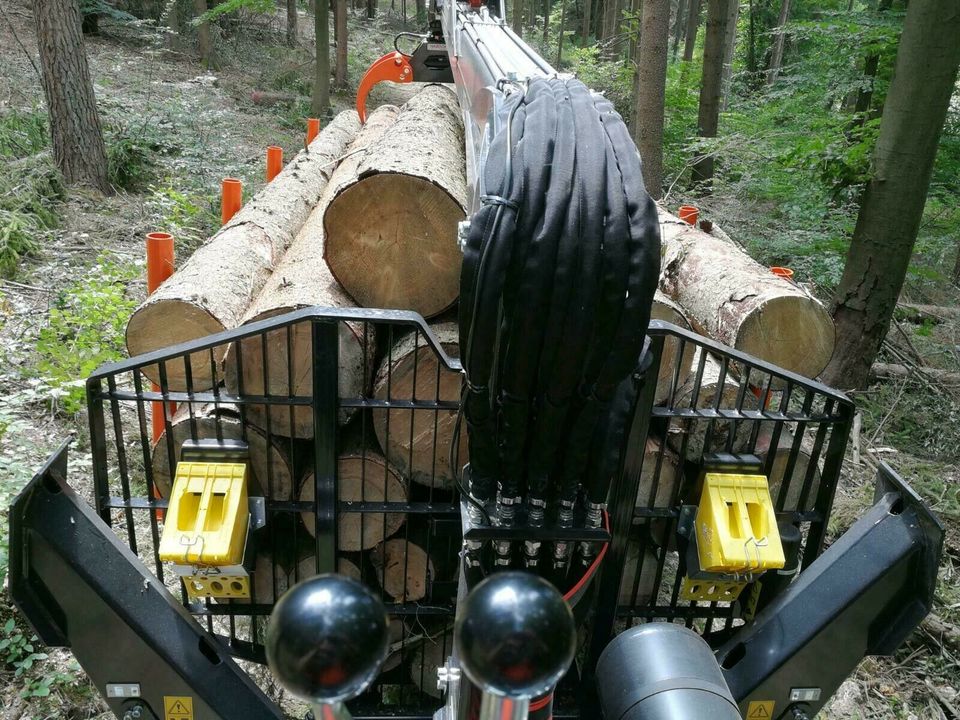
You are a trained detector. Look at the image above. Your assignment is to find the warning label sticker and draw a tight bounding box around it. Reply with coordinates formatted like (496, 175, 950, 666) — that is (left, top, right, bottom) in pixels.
(747, 700, 776, 719)
(164, 696, 194, 720)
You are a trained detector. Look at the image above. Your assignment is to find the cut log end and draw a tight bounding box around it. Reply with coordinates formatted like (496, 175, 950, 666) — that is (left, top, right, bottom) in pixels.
(324, 174, 464, 317)
(371, 538, 435, 602)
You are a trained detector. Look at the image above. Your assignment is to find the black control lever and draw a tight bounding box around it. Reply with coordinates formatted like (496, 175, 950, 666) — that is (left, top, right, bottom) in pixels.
(266, 575, 389, 720)
(455, 572, 576, 719)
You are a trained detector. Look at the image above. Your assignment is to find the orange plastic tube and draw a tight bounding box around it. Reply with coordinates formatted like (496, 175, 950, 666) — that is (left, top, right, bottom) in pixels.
(771, 266, 795, 280)
(146, 232, 177, 444)
(306, 117, 321, 147)
(678, 205, 699, 226)
(266, 146, 283, 182)
(221, 178, 243, 225)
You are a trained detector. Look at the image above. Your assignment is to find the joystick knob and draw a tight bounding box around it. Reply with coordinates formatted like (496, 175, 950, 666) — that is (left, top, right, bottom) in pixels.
(455, 571, 576, 701)
(266, 574, 389, 710)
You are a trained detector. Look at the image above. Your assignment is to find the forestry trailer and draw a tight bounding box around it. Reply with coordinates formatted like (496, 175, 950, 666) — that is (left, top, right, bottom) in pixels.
(9, 2, 943, 719)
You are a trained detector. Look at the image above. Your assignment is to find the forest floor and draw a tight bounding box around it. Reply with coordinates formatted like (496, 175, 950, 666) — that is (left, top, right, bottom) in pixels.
(0, 1, 957, 719)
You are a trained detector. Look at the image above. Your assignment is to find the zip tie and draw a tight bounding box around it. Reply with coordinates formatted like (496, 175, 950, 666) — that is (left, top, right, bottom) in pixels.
(480, 194, 519, 211)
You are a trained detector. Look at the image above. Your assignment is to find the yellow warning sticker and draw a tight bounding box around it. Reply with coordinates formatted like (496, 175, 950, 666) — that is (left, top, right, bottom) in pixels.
(164, 696, 194, 720)
(747, 700, 776, 719)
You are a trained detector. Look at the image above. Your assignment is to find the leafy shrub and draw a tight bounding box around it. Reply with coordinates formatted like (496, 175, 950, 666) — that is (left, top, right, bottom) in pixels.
(105, 122, 173, 191)
(0, 155, 64, 277)
(0, 110, 48, 159)
(35, 258, 137, 415)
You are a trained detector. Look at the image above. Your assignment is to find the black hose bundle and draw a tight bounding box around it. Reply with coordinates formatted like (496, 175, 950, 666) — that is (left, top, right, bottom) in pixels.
(459, 77, 660, 515)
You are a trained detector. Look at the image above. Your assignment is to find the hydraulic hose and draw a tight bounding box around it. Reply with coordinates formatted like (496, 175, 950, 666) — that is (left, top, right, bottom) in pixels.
(459, 76, 660, 520)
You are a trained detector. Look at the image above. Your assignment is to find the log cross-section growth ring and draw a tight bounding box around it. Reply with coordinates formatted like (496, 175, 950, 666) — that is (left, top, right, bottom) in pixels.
(323, 85, 468, 318)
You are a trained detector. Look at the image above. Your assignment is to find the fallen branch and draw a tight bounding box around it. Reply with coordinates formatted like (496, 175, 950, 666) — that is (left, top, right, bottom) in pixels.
(871, 363, 960, 385)
(895, 303, 960, 324)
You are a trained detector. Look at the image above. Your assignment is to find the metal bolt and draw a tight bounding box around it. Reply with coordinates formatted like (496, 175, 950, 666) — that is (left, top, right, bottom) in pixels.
(437, 662, 461, 692)
(122, 705, 144, 720)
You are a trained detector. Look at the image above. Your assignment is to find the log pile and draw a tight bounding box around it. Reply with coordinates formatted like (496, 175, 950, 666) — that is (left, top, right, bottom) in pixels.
(127, 85, 841, 630)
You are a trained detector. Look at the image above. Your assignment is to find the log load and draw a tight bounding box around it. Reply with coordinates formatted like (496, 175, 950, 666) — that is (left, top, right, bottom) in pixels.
(151, 403, 293, 499)
(126, 110, 362, 391)
(658, 208, 835, 379)
(666, 350, 757, 462)
(635, 437, 682, 508)
(372, 323, 467, 489)
(370, 538, 435, 602)
(251, 552, 290, 604)
(409, 626, 454, 698)
(299, 452, 408, 551)
(288, 554, 363, 585)
(323, 85, 468, 318)
(651, 290, 696, 402)
(755, 425, 822, 512)
(223, 107, 400, 437)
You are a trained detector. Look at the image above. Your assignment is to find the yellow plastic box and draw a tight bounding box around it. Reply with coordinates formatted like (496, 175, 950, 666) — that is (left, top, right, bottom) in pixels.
(695, 472, 785, 575)
(159, 462, 249, 566)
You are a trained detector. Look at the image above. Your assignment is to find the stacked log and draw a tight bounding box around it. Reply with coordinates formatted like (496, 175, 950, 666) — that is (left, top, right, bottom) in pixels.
(651, 290, 696, 402)
(322, 85, 468, 318)
(372, 323, 467, 490)
(125, 110, 361, 390)
(370, 538, 435, 602)
(299, 452, 408, 551)
(151, 403, 293, 499)
(222, 106, 399, 437)
(658, 207, 836, 379)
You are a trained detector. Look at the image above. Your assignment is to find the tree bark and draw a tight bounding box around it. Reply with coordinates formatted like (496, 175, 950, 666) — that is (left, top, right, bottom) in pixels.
(223, 108, 396, 437)
(543, 0, 551, 42)
(335, 0, 347, 88)
(581, 0, 593, 42)
(513, 0, 525, 35)
(659, 208, 836, 379)
(823, 0, 960, 389)
(33, 0, 110, 193)
(367, 0, 377, 18)
(287, 0, 298, 45)
(126, 112, 360, 390)
(372, 323, 467, 490)
(632, 0, 670, 198)
(764, 0, 790, 85)
(682, 0, 700, 60)
(671, 0, 687, 59)
(312, 0, 331, 115)
(557, 0, 567, 65)
(193, 0, 212, 66)
(300, 453, 409, 551)
(690, 0, 730, 186)
(322, 86, 467, 318)
(719, 0, 739, 110)
(853, 0, 893, 120)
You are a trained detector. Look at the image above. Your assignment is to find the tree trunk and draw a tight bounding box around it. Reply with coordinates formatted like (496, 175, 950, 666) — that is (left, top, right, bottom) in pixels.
(367, 0, 377, 18)
(764, 0, 790, 85)
(335, 0, 348, 87)
(372, 323, 467, 490)
(682, 0, 700, 60)
(632, 0, 670, 198)
(690, 0, 730, 186)
(954, 246, 960, 287)
(416, 0, 426, 23)
(151, 403, 294, 500)
(659, 208, 836, 379)
(719, 0, 739, 110)
(193, 0, 212, 66)
(513, 0, 525, 35)
(312, 0, 331, 115)
(581, 0, 593, 42)
(602, 0, 620, 41)
(223, 108, 396, 437)
(126, 112, 360, 390)
(628, 0, 642, 63)
(300, 453, 408, 551)
(557, 0, 567, 65)
(823, 0, 960, 389)
(543, 0, 551, 42)
(287, 0, 298, 45)
(853, 0, 893, 120)
(671, 0, 687, 59)
(322, 87, 467, 318)
(33, 0, 110, 193)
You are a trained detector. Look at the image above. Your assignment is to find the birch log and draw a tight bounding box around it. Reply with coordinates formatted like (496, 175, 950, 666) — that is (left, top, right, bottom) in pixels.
(658, 208, 835, 379)
(299, 452, 408, 551)
(323, 85, 468, 317)
(372, 323, 467, 489)
(126, 111, 361, 390)
(151, 403, 293, 499)
(223, 107, 399, 437)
